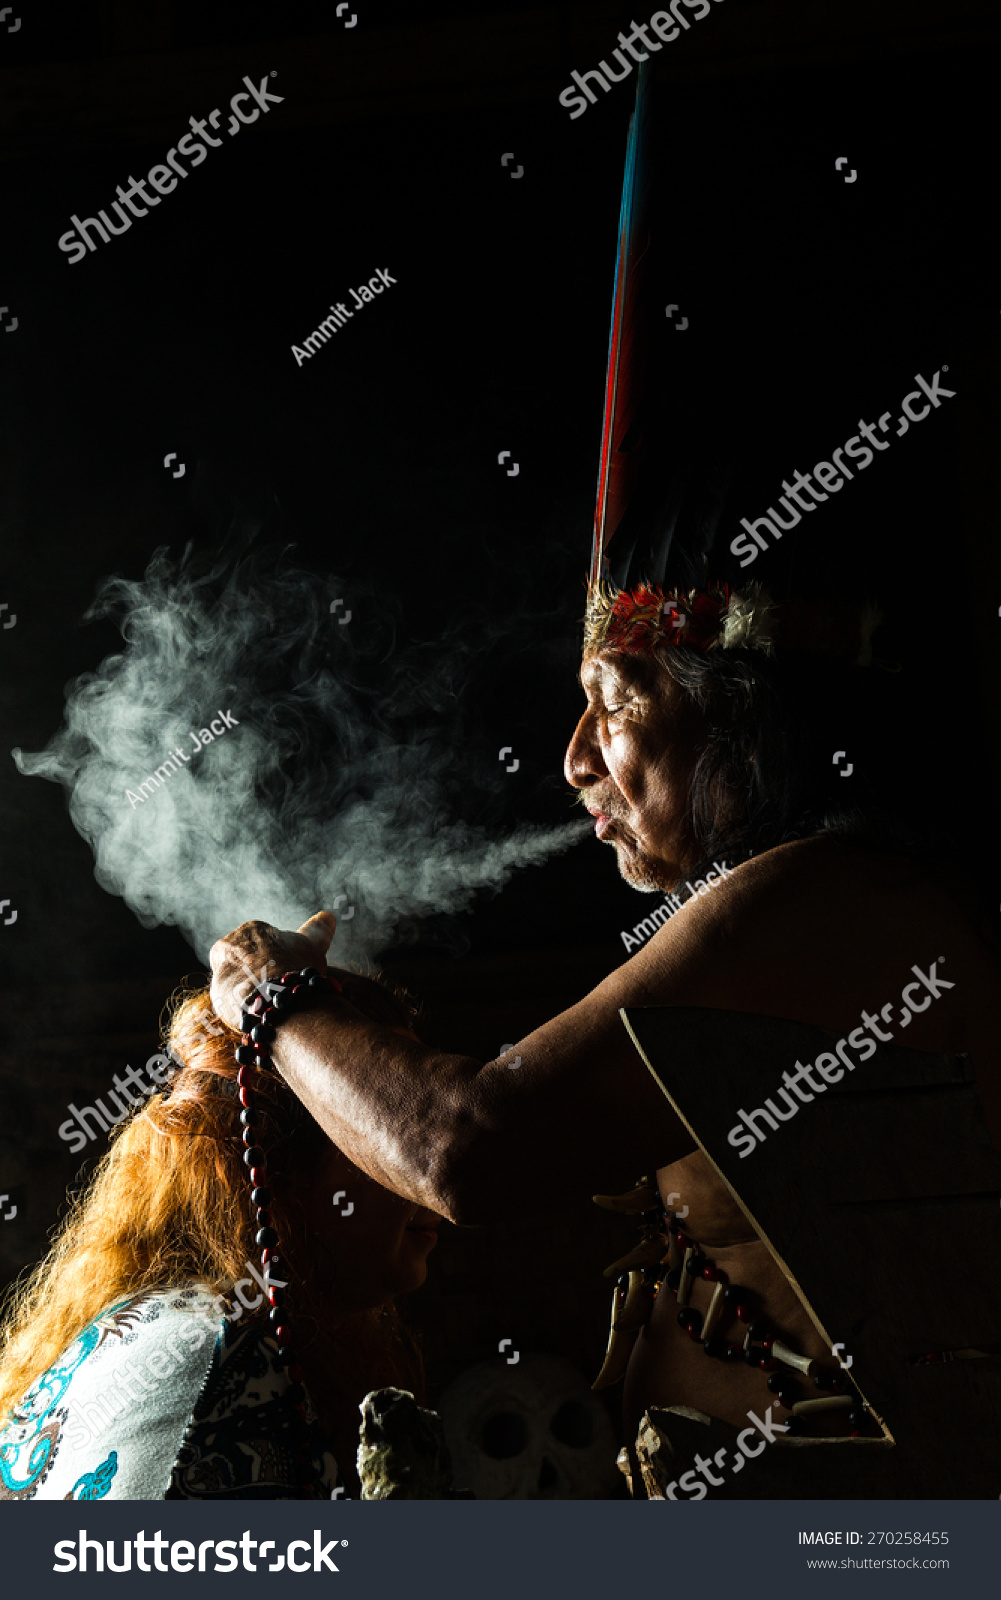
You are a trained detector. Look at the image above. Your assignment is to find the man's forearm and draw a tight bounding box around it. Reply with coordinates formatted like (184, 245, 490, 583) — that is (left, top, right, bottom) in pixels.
(272, 994, 486, 1220)
(212, 913, 690, 1220)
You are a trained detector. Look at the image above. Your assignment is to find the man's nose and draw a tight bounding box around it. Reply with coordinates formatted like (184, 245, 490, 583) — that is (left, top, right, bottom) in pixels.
(564, 712, 607, 788)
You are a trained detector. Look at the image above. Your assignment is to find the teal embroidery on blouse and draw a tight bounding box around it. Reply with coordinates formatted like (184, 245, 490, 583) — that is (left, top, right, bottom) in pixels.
(69, 1450, 118, 1500)
(0, 1294, 142, 1499)
(0, 1322, 101, 1497)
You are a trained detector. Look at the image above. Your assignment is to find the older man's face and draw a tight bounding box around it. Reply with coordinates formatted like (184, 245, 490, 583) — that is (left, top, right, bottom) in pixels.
(564, 650, 704, 891)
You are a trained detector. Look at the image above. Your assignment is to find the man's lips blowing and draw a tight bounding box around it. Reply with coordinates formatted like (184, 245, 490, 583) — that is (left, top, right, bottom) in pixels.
(585, 803, 623, 841)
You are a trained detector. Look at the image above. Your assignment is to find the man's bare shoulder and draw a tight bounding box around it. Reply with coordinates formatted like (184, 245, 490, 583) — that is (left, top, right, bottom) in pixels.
(611, 834, 995, 1037)
(671, 835, 957, 945)
(705, 833, 928, 904)
(659, 836, 905, 951)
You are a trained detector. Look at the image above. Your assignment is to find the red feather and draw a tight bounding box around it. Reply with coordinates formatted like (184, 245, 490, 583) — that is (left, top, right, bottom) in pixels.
(591, 64, 654, 590)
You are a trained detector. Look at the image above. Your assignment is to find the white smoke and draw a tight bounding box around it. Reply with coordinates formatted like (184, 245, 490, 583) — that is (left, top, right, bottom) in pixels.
(13, 547, 587, 964)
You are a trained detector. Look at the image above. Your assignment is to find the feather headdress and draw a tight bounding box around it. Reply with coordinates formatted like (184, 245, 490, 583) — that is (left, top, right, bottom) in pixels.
(585, 67, 879, 668)
(584, 578, 776, 659)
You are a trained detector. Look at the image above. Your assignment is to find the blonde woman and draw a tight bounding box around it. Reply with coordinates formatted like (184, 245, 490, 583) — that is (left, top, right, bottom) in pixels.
(0, 971, 439, 1500)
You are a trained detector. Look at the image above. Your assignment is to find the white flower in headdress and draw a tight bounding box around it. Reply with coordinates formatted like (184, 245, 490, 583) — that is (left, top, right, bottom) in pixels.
(720, 584, 777, 654)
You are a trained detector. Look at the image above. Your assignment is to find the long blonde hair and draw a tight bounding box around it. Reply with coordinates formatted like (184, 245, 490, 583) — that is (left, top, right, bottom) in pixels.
(0, 976, 421, 1425)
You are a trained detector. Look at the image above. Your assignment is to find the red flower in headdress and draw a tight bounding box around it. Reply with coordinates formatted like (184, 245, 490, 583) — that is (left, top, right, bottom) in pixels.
(599, 583, 730, 655)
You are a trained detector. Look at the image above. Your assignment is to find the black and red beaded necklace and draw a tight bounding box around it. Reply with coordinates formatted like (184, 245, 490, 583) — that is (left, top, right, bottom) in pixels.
(236, 964, 343, 1494)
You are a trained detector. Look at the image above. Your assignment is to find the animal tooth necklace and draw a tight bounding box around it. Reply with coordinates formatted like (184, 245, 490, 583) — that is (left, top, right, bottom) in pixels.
(591, 1179, 868, 1436)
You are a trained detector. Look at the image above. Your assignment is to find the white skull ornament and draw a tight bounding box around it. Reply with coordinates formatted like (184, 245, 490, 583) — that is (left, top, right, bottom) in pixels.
(436, 1353, 620, 1499)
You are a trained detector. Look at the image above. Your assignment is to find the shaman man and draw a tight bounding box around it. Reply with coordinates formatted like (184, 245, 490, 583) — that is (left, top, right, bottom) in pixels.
(209, 573, 1001, 1496)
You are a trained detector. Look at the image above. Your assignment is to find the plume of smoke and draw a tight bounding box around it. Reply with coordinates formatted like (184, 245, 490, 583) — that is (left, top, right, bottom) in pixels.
(12, 547, 587, 965)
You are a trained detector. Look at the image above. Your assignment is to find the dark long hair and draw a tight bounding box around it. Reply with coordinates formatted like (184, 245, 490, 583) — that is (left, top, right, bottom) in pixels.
(658, 643, 996, 939)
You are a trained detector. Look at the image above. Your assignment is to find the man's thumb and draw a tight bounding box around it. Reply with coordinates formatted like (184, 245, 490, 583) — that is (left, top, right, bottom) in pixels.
(297, 911, 337, 951)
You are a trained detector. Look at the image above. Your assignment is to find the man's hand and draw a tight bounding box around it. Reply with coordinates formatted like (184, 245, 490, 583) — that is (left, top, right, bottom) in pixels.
(208, 912, 338, 1029)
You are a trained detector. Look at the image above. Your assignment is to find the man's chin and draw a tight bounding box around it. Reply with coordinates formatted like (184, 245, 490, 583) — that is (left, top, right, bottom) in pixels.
(612, 839, 676, 894)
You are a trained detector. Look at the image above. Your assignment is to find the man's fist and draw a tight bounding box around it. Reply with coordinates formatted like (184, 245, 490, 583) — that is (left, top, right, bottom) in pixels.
(209, 912, 338, 1028)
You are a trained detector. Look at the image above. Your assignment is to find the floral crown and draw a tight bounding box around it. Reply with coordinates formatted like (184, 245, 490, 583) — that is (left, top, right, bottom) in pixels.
(583, 580, 881, 666)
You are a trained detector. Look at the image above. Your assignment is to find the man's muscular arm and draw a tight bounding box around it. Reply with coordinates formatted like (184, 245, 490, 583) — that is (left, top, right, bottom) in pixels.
(211, 838, 999, 1221)
(209, 912, 698, 1223)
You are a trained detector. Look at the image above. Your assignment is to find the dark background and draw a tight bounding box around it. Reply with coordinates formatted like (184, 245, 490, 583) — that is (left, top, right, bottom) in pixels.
(1, 0, 999, 1487)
